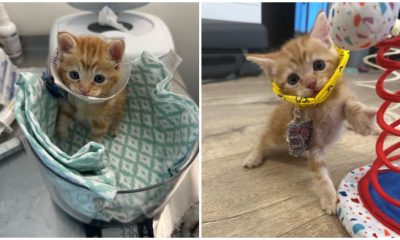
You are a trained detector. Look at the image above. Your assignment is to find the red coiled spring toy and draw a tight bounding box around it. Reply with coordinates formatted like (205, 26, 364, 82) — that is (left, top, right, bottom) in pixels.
(359, 36, 400, 234)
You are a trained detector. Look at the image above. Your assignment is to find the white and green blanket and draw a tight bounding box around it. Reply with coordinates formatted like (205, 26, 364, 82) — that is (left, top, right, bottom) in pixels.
(15, 51, 198, 222)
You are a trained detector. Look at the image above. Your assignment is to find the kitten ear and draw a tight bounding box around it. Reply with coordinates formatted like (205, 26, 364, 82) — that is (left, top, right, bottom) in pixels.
(246, 53, 276, 76)
(310, 12, 333, 48)
(108, 39, 125, 63)
(58, 32, 77, 53)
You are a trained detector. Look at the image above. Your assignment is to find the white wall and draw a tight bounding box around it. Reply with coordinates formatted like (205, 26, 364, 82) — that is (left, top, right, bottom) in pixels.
(3, 2, 199, 102)
(202, 2, 261, 23)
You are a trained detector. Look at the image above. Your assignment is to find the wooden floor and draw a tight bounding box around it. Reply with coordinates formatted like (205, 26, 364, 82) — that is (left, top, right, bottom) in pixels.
(201, 73, 398, 237)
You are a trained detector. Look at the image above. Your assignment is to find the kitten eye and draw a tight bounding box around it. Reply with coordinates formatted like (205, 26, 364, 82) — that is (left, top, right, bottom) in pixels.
(287, 74, 300, 85)
(94, 74, 105, 84)
(313, 60, 325, 71)
(69, 71, 79, 80)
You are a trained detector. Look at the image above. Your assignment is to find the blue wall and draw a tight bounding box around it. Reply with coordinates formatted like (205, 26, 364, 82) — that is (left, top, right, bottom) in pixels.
(295, 2, 330, 33)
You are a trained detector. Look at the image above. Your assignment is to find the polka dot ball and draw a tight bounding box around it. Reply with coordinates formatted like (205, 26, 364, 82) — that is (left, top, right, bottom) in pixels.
(329, 2, 400, 51)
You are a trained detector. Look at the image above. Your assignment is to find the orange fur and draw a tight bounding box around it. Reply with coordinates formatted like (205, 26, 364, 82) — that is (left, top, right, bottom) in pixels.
(243, 13, 377, 214)
(248, 35, 339, 98)
(56, 32, 126, 141)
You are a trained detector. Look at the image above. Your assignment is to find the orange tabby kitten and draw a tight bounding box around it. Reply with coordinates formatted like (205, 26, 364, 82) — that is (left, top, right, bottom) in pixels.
(243, 13, 377, 214)
(56, 32, 127, 141)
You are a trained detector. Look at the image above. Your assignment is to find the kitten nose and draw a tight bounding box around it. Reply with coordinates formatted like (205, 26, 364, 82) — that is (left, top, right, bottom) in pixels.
(79, 86, 90, 95)
(307, 80, 317, 90)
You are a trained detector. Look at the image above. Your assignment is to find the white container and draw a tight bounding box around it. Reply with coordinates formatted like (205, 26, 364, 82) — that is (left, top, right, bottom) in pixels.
(0, 4, 22, 58)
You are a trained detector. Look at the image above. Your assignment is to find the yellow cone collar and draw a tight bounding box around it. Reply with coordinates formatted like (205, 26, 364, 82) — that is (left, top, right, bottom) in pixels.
(271, 47, 350, 109)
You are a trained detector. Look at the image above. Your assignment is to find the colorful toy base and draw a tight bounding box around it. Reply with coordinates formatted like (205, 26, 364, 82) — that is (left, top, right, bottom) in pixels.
(337, 165, 399, 238)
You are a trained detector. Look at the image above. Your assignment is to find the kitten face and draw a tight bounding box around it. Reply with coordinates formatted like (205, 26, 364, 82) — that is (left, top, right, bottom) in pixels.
(56, 32, 125, 97)
(272, 37, 339, 97)
(248, 12, 339, 98)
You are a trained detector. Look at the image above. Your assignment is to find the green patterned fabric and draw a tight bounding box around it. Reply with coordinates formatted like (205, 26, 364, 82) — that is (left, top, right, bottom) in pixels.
(15, 51, 198, 222)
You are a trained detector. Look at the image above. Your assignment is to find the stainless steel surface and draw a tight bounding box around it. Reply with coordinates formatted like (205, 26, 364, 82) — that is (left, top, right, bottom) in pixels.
(0, 150, 86, 237)
(0, 137, 23, 160)
(0, 36, 84, 237)
(0, 35, 196, 236)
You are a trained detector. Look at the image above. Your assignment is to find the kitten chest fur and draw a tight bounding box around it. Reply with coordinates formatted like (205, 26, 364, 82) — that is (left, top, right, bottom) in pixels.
(267, 80, 351, 151)
(305, 81, 348, 149)
(68, 94, 117, 127)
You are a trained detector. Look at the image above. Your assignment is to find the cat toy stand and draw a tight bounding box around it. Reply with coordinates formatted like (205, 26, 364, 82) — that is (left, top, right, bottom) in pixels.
(327, 2, 400, 237)
(337, 36, 400, 238)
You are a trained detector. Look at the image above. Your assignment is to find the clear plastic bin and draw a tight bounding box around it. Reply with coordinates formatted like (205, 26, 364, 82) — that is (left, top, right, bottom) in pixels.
(20, 133, 198, 227)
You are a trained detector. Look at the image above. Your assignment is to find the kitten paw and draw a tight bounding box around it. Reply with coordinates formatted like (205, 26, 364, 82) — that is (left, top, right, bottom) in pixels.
(243, 150, 264, 168)
(92, 136, 104, 143)
(320, 192, 338, 215)
(91, 132, 106, 143)
(90, 129, 106, 143)
(350, 107, 377, 136)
